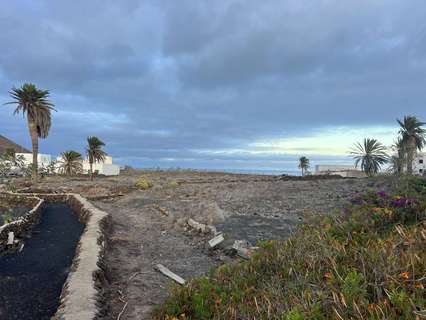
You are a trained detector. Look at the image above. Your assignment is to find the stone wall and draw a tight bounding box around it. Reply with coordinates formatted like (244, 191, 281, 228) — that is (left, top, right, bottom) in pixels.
(0, 192, 110, 320)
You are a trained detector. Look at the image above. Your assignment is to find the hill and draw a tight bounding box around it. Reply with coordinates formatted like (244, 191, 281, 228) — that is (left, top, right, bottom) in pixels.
(0, 135, 30, 154)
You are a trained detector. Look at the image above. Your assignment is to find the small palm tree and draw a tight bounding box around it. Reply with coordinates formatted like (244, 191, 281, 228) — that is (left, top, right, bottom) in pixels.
(5, 83, 55, 182)
(298, 156, 310, 176)
(390, 137, 406, 174)
(397, 116, 426, 174)
(350, 138, 388, 176)
(86, 136, 106, 181)
(58, 151, 82, 176)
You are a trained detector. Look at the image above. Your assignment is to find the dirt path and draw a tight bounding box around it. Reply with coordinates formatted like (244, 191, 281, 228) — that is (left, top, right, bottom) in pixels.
(96, 193, 217, 319)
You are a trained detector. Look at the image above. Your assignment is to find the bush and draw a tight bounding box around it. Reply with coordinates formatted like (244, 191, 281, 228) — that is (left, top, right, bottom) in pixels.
(135, 177, 153, 190)
(167, 181, 180, 189)
(152, 177, 426, 320)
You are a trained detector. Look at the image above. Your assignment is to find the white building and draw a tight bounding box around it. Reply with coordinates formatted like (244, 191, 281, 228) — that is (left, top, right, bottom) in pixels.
(16, 153, 52, 168)
(315, 165, 366, 178)
(413, 153, 426, 175)
(56, 154, 120, 176)
(82, 156, 120, 176)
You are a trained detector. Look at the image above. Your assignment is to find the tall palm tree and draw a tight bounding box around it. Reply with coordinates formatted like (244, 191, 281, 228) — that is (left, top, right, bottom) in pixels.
(397, 116, 426, 175)
(350, 138, 388, 176)
(298, 156, 310, 176)
(86, 136, 106, 181)
(58, 151, 82, 176)
(5, 83, 55, 182)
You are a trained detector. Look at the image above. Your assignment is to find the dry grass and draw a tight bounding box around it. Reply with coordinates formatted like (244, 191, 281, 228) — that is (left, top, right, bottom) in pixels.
(153, 176, 426, 320)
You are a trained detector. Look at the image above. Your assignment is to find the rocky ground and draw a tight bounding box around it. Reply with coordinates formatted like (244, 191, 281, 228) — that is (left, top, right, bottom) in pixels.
(0, 171, 393, 319)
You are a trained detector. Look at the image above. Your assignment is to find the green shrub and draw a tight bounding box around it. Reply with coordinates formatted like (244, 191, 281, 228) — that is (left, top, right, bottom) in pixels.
(167, 181, 180, 189)
(152, 177, 426, 319)
(135, 177, 153, 190)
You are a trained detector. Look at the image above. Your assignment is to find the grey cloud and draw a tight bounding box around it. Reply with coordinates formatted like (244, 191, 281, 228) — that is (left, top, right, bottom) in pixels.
(1, 0, 426, 171)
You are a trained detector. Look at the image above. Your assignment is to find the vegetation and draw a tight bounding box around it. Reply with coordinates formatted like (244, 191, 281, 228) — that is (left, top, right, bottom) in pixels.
(153, 177, 426, 320)
(298, 156, 310, 176)
(397, 116, 426, 175)
(5, 83, 55, 182)
(86, 136, 106, 181)
(135, 177, 153, 190)
(58, 151, 83, 176)
(351, 138, 388, 176)
(388, 137, 406, 174)
(1, 211, 14, 225)
(0, 152, 27, 177)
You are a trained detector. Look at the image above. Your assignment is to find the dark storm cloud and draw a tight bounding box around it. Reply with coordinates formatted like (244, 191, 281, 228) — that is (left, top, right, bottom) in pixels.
(1, 0, 426, 169)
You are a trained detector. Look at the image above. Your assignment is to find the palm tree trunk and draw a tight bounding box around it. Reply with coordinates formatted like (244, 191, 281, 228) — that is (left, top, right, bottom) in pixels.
(406, 137, 416, 175)
(27, 118, 38, 182)
(90, 162, 93, 181)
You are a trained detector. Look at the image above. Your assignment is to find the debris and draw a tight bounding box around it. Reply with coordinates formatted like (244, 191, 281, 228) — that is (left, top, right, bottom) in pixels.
(117, 301, 128, 320)
(7, 232, 14, 245)
(19, 243, 24, 252)
(153, 205, 169, 217)
(155, 264, 186, 285)
(187, 218, 207, 232)
(232, 240, 257, 260)
(208, 233, 224, 248)
(187, 218, 217, 234)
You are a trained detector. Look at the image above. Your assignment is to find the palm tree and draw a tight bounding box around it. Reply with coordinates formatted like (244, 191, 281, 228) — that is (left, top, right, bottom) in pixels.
(397, 116, 426, 175)
(86, 136, 106, 181)
(298, 156, 310, 176)
(58, 151, 82, 176)
(390, 137, 406, 174)
(388, 155, 403, 175)
(5, 83, 55, 182)
(350, 138, 388, 176)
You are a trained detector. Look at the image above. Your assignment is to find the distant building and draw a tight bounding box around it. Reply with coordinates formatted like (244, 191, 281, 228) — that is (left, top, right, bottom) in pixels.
(315, 165, 366, 178)
(56, 154, 120, 176)
(82, 156, 120, 176)
(16, 153, 52, 168)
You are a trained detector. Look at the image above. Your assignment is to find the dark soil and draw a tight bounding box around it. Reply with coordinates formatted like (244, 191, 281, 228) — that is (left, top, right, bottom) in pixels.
(0, 203, 84, 320)
(216, 215, 301, 246)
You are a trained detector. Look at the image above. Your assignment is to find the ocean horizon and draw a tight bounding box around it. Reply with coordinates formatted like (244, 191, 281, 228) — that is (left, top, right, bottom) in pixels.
(134, 167, 301, 176)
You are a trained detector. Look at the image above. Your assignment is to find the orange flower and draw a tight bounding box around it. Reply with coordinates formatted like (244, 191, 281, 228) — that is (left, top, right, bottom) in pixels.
(324, 272, 333, 280)
(372, 207, 381, 213)
(399, 271, 410, 280)
(414, 283, 424, 289)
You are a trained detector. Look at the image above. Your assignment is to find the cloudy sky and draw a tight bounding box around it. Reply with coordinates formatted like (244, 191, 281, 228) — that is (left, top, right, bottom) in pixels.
(1, 0, 425, 172)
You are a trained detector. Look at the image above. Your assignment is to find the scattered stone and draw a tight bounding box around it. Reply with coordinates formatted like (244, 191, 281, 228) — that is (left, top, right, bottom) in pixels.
(187, 218, 217, 234)
(7, 232, 14, 245)
(208, 233, 224, 248)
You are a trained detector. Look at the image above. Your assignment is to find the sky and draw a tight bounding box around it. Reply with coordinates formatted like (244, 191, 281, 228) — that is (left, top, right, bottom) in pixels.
(1, 0, 426, 172)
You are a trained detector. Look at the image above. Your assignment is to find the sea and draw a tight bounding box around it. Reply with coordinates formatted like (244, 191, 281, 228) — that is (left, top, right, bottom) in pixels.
(137, 167, 300, 176)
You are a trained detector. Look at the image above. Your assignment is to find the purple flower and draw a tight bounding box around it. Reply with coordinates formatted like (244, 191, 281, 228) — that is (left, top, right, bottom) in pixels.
(377, 191, 387, 198)
(391, 197, 417, 208)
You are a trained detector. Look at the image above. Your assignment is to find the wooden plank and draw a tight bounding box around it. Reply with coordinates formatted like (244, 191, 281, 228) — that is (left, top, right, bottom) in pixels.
(155, 264, 186, 285)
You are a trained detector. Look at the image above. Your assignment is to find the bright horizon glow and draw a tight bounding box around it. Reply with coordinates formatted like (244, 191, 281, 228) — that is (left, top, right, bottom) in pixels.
(195, 125, 399, 157)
